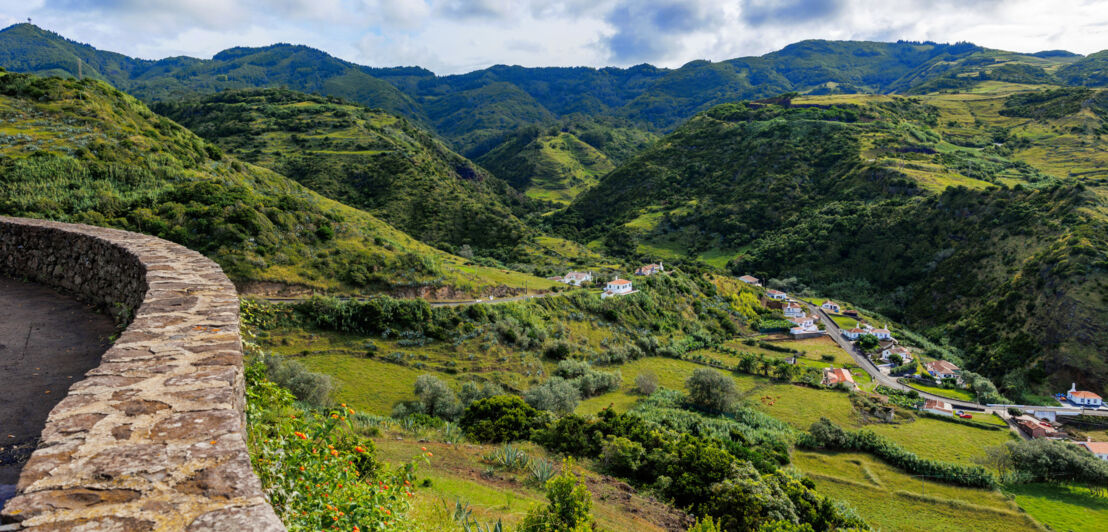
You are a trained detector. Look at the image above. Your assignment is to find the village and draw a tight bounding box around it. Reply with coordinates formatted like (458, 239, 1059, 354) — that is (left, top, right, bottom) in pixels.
(542, 265, 1108, 461)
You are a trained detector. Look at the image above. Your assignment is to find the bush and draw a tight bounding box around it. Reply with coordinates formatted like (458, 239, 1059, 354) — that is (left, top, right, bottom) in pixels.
(802, 418, 996, 488)
(263, 356, 333, 407)
(599, 436, 645, 477)
(686, 368, 737, 413)
(458, 380, 504, 407)
(518, 459, 596, 532)
(460, 395, 543, 443)
(634, 372, 659, 395)
(1005, 438, 1108, 484)
(413, 374, 462, 420)
(525, 377, 582, 414)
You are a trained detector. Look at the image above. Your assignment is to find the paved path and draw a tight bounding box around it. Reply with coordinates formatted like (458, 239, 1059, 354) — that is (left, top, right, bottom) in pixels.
(803, 302, 990, 411)
(0, 278, 115, 503)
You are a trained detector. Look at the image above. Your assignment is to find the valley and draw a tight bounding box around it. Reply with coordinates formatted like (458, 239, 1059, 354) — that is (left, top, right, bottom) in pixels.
(2, 20, 1108, 532)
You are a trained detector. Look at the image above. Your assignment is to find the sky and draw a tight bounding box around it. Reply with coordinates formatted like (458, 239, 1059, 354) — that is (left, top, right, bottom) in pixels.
(1, 0, 1106, 75)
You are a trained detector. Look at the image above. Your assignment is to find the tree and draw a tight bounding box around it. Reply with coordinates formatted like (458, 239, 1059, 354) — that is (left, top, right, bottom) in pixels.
(686, 368, 737, 413)
(634, 372, 659, 395)
(519, 459, 596, 531)
(687, 516, 722, 532)
(413, 374, 461, 420)
(856, 334, 879, 351)
(737, 354, 757, 375)
(460, 395, 543, 443)
(888, 353, 903, 366)
(525, 377, 581, 414)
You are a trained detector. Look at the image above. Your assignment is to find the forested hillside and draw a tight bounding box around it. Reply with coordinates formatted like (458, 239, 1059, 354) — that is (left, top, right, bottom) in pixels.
(3, 23, 1101, 159)
(153, 88, 535, 258)
(558, 88, 1108, 397)
(0, 72, 554, 296)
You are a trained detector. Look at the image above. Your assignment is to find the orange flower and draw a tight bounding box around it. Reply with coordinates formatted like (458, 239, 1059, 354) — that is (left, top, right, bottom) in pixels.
(420, 447, 427, 451)
(427, 452, 433, 457)
(299, 466, 305, 472)
(330, 449, 339, 456)
(331, 414, 340, 419)
(354, 446, 365, 453)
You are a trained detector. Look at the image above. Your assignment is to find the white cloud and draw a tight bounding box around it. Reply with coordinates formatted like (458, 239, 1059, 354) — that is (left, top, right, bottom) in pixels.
(1, 0, 1106, 74)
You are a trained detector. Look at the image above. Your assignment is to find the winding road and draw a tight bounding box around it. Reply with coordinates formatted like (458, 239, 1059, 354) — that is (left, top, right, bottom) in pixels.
(801, 301, 1108, 420)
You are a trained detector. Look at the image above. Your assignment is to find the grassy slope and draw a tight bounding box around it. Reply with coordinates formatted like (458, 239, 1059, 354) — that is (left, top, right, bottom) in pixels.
(152, 88, 537, 256)
(478, 131, 615, 207)
(0, 72, 554, 295)
(560, 89, 1108, 397)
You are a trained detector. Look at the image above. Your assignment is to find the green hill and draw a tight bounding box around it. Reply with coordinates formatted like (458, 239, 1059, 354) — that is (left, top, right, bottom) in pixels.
(478, 130, 615, 206)
(0, 24, 424, 122)
(559, 89, 1108, 398)
(3, 24, 1100, 159)
(0, 71, 555, 296)
(152, 88, 535, 258)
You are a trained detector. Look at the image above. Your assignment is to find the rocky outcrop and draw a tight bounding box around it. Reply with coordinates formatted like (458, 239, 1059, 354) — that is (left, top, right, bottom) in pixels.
(0, 217, 282, 531)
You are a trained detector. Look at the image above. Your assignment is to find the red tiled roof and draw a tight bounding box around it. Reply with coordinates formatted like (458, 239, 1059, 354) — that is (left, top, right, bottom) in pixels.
(926, 360, 960, 374)
(767, 289, 785, 295)
(1071, 390, 1103, 400)
(1081, 441, 1108, 454)
(739, 275, 758, 282)
(609, 279, 631, 286)
(924, 399, 952, 412)
(824, 368, 854, 385)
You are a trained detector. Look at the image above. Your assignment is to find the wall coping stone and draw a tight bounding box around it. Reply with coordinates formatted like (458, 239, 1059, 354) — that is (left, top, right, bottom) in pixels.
(0, 217, 283, 531)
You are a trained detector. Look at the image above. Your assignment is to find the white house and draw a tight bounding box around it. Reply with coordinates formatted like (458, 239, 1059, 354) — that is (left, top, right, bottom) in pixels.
(1078, 441, 1108, 461)
(870, 328, 892, 340)
(1067, 383, 1104, 407)
(561, 271, 593, 286)
(601, 278, 634, 299)
(766, 289, 787, 300)
(881, 346, 913, 364)
(925, 360, 961, 381)
(788, 315, 816, 328)
(842, 328, 867, 340)
(922, 399, 953, 416)
(821, 367, 856, 389)
(783, 303, 805, 317)
(739, 275, 760, 286)
(635, 262, 664, 276)
(821, 301, 841, 313)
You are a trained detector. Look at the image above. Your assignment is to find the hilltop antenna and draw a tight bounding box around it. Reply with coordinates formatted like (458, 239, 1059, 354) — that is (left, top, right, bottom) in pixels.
(27, 17, 31, 24)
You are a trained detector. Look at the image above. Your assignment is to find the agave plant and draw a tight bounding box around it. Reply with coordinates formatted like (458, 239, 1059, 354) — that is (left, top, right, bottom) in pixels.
(483, 443, 531, 471)
(528, 457, 557, 486)
(462, 519, 503, 532)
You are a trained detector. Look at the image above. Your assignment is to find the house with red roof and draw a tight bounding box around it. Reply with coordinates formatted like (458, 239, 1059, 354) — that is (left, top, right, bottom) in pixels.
(925, 360, 961, 381)
(635, 262, 664, 276)
(739, 275, 760, 286)
(842, 328, 868, 340)
(821, 367, 856, 389)
(1066, 383, 1103, 407)
(766, 289, 787, 300)
(783, 302, 805, 317)
(1016, 415, 1060, 439)
(922, 399, 953, 416)
(1078, 441, 1108, 461)
(881, 346, 913, 364)
(601, 278, 634, 299)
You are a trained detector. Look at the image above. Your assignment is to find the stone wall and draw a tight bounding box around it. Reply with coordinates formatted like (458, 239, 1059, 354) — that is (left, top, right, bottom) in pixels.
(0, 217, 283, 531)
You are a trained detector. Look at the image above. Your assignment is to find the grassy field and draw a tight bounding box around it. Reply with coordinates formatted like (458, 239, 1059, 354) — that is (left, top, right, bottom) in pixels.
(906, 381, 978, 402)
(868, 417, 1015, 466)
(1004, 483, 1108, 532)
(792, 451, 1043, 532)
(373, 437, 688, 531)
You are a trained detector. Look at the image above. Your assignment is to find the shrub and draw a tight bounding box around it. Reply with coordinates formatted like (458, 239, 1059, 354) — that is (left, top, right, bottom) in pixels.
(458, 381, 504, 407)
(599, 436, 645, 477)
(525, 378, 582, 414)
(414, 374, 462, 420)
(802, 418, 996, 488)
(634, 372, 659, 395)
(1005, 438, 1108, 484)
(518, 459, 596, 532)
(686, 368, 737, 413)
(245, 363, 420, 529)
(460, 395, 543, 443)
(263, 356, 333, 407)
